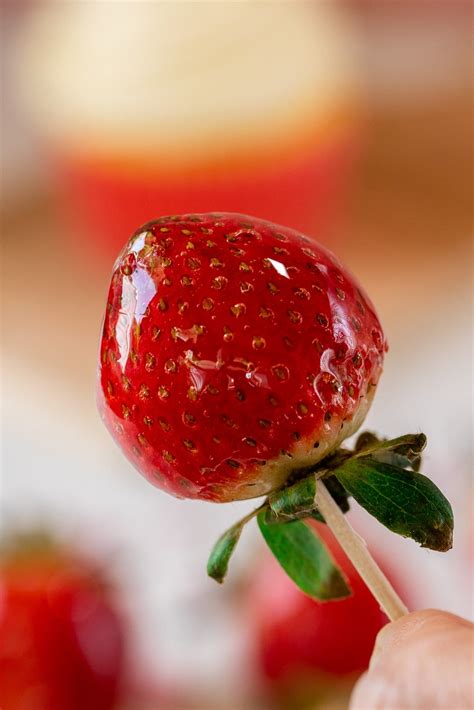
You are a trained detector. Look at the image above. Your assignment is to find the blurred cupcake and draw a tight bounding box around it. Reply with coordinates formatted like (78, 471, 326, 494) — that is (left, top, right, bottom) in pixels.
(17, 2, 360, 256)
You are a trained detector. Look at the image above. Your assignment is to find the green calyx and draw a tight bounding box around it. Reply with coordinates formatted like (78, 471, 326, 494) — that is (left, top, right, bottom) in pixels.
(207, 431, 454, 600)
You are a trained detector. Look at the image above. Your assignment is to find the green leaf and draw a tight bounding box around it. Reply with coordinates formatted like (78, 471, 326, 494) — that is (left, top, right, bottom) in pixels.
(207, 522, 244, 584)
(257, 510, 351, 600)
(354, 433, 426, 471)
(374, 451, 413, 469)
(355, 431, 381, 452)
(264, 506, 325, 525)
(324, 475, 351, 514)
(335, 458, 453, 551)
(268, 475, 316, 519)
(265, 474, 350, 525)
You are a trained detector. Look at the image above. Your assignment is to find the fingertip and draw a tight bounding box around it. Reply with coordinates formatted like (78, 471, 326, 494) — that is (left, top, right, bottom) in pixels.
(349, 670, 398, 710)
(348, 671, 368, 710)
(371, 608, 458, 661)
(351, 610, 473, 709)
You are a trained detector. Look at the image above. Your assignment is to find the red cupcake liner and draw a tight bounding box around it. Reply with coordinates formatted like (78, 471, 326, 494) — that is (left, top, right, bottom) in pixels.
(53, 133, 359, 259)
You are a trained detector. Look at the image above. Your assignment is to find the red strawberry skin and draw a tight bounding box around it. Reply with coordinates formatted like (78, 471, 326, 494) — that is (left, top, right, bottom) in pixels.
(0, 538, 125, 710)
(98, 213, 386, 502)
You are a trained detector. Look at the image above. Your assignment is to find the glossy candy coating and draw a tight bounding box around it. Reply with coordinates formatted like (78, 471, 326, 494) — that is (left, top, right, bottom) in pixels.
(98, 214, 386, 502)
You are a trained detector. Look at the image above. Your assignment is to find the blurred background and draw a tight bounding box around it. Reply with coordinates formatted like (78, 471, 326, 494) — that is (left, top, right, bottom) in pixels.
(1, 1, 472, 709)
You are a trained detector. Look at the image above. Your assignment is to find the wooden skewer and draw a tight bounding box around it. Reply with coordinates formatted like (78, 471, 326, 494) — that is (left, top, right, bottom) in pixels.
(315, 478, 408, 622)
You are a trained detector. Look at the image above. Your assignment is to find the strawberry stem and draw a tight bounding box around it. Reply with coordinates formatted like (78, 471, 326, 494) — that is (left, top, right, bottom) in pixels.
(315, 477, 408, 621)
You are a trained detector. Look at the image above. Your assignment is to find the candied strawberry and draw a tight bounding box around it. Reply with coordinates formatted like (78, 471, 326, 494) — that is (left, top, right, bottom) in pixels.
(0, 533, 125, 710)
(98, 213, 386, 502)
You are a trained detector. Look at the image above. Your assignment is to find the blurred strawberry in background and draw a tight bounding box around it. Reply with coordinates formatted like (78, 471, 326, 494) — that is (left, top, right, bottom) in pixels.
(15, 2, 360, 258)
(0, 531, 126, 710)
(247, 521, 409, 709)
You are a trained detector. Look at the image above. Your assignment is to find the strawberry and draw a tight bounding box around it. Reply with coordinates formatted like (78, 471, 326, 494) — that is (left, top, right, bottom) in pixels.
(0, 533, 125, 710)
(249, 522, 407, 689)
(98, 213, 386, 502)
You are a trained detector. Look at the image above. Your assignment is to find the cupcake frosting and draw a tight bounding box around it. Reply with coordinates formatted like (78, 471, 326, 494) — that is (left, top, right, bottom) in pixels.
(18, 2, 358, 165)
